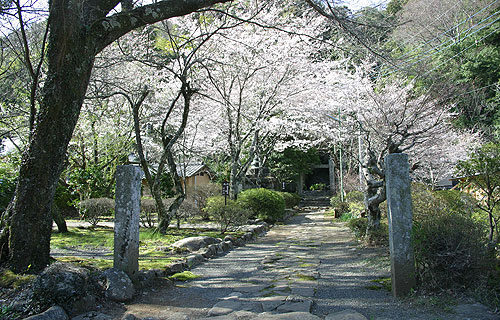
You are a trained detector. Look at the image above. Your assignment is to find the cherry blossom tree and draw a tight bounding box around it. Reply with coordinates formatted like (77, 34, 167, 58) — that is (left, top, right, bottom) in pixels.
(346, 78, 469, 238)
(184, 4, 333, 198)
(0, 0, 232, 273)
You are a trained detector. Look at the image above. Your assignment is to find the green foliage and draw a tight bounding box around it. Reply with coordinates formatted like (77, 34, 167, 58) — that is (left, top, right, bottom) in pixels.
(339, 212, 355, 222)
(0, 305, 20, 320)
(269, 147, 320, 182)
(412, 184, 491, 291)
(345, 190, 364, 202)
(0, 269, 36, 289)
(309, 183, 326, 191)
(330, 194, 349, 215)
(0, 153, 18, 214)
(347, 217, 368, 238)
(278, 192, 301, 208)
(238, 188, 286, 223)
(345, 190, 365, 217)
(152, 171, 176, 198)
(79, 198, 114, 226)
(346, 216, 388, 244)
(66, 163, 117, 201)
(434, 189, 478, 216)
(455, 142, 500, 242)
(386, 0, 409, 15)
(203, 196, 252, 233)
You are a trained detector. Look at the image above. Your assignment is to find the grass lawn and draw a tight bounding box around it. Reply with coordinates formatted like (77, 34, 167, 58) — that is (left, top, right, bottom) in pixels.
(50, 226, 244, 271)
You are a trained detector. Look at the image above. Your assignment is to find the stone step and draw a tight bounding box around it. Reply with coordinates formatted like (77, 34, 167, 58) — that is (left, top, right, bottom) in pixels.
(299, 197, 331, 207)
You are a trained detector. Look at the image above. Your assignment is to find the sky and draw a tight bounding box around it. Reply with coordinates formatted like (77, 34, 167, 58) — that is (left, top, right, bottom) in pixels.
(343, 0, 389, 11)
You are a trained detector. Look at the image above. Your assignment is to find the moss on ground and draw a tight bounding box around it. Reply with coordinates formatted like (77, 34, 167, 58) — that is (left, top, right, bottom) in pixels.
(169, 271, 200, 281)
(51, 226, 244, 271)
(0, 269, 36, 289)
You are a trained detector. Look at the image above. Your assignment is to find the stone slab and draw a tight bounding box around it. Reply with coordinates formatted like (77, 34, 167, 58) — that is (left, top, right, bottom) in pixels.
(276, 300, 312, 313)
(257, 295, 287, 311)
(208, 300, 263, 317)
(325, 309, 368, 320)
(258, 312, 321, 320)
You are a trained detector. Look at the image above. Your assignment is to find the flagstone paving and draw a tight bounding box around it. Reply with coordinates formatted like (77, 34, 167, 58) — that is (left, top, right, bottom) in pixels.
(103, 207, 499, 320)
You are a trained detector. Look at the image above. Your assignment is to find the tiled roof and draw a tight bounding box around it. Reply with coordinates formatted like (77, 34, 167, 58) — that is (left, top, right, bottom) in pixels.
(177, 163, 207, 177)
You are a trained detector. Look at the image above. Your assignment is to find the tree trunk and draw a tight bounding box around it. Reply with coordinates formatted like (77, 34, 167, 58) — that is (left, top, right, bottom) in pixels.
(52, 204, 68, 233)
(168, 149, 185, 228)
(0, 4, 96, 272)
(362, 150, 386, 241)
(230, 159, 240, 200)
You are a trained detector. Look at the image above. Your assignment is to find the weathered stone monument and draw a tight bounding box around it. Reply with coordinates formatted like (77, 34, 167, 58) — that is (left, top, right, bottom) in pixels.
(114, 165, 142, 280)
(385, 153, 416, 297)
(328, 156, 336, 196)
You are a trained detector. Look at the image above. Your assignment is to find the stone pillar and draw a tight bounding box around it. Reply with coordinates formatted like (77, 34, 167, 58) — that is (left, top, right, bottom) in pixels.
(114, 165, 142, 280)
(297, 174, 304, 196)
(385, 153, 416, 297)
(328, 156, 336, 196)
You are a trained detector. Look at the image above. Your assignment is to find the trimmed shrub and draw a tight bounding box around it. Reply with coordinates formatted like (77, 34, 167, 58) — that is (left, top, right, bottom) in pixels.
(79, 198, 114, 226)
(278, 192, 301, 208)
(238, 188, 286, 223)
(203, 196, 252, 233)
(412, 184, 490, 291)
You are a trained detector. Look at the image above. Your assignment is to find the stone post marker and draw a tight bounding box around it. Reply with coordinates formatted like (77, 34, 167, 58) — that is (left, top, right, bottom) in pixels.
(114, 165, 142, 280)
(385, 153, 416, 297)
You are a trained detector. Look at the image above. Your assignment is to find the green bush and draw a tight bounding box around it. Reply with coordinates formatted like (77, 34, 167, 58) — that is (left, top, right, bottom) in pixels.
(238, 188, 286, 223)
(0, 176, 15, 214)
(309, 183, 326, 191)
(0, 155, 18, 214)
(79, 198, 114, 226)
(330, 194, 349, 217)
(203, 196, 252, 233)
(412, 184, 491, 291)
(345, 190, 364, 203)
(339, 212, 354, 222)
(348, 202, 364, 217)
(278, 192, 301, 208)
(347, 217, 368, 238)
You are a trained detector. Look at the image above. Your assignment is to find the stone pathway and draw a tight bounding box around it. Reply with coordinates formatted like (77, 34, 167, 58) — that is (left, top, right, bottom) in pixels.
(103, 207, 499, 320)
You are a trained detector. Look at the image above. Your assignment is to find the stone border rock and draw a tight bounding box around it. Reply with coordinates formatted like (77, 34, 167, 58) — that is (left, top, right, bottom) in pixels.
(142, 222, 270, 282)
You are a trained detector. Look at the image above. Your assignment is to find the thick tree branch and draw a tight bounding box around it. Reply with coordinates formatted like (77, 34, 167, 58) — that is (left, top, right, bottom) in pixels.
(92, 0, 232, 53)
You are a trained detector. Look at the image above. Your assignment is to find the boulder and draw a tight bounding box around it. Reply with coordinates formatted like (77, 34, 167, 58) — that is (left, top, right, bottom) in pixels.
(100, 268, 135, 302)
(186, 253, 205, 268)
(221, 241, 233, 252)
(172, 236, 220, 252)
(199, 246, 216, 259)
(136, 269, 165, 289)
(71, 311, 113, 320)
(166, 262, 187, 275)
(223, 235, 237, 243)
(325, 310, 368, 320)
(29, 262, 93, 314)
(23, 305, 68, 320)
